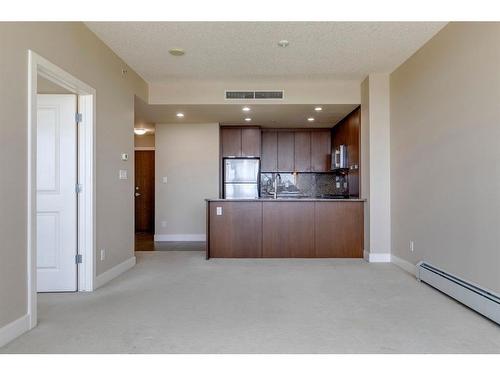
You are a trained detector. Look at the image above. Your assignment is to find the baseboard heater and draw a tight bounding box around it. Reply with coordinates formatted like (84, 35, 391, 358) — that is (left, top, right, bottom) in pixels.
(417, 261, 500, 324)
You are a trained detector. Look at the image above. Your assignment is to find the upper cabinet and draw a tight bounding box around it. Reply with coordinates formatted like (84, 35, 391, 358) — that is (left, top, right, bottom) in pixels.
(261, 129, 331, 173)
(241, 128, 261, 157)
(277, 132, 295, 172)
(347, 107, 360, 168)
(294, 131, 312, 172)
(221, 127, 261, 158)
(221, 127, 242, 157)
(311, 130, 331, 172)
(261, 131, 278, 172)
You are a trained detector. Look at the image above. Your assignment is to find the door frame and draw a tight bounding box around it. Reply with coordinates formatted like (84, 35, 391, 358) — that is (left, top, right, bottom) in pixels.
(27, 50, 96, 329)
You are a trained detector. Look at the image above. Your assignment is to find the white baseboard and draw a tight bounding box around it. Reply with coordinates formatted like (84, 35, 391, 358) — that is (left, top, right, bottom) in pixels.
(0, 314, 30, 348)
(154, 234, 206, 242)
(94, 256, 136, 289)
(391, 254, 417, 276)
(363, 250, 391, 263)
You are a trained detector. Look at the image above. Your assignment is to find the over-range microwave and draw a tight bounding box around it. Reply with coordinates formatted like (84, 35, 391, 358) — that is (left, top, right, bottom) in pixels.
(331, 144, 348, 170)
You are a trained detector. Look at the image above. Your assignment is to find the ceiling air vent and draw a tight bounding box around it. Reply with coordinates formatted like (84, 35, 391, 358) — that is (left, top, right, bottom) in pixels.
(225, 90, 284, 100)
(255, 91, 284, 99)
(225, 91, 255, 99)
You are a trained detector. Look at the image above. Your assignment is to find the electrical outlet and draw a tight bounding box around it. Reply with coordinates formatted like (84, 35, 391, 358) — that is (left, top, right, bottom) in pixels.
(216, 206, 223, 216)
(161, 221, 167, 228)
(409, 241, 414, 252)
(100, 249, 106, 261)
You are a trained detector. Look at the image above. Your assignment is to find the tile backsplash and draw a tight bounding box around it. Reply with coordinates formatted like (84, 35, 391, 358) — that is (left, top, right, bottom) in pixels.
(260, 172, 349, 198)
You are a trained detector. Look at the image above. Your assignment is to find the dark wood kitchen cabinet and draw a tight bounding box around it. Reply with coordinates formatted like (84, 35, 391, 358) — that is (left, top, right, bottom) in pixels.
(314, 202, 364, 257)
(277, 131, 295, 171)
(207, 200, 364, 259)
(261, 131, 278, 172)
(347, 107, 360, 197)
(220, 126, 261, 158)
(311, 130, 331, 172)
(332, 107, 361, 197)
(221, 127, 242, 157)
(241, 128, 261, 157)
(208, 201, 262, 258)
(294, 131, 311, 172)
(262, 202, 315, 257)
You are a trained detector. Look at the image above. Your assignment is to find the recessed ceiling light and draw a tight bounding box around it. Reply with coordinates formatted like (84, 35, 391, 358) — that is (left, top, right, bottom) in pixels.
(176, 112, 184, 118)
(314, 107, 323, 111)
(169, 48, 185, 56)
(242, 107, 251, 112)
(244, 118, 252, 122)
(134, 128, 147, 136)
(307, 117, 315, 122)
(278, 40, 289, 48)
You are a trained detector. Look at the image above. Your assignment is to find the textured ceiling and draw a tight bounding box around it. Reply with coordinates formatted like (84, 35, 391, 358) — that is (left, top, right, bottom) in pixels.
(135, 97, 358, 128)
(86, 22, 446, 82)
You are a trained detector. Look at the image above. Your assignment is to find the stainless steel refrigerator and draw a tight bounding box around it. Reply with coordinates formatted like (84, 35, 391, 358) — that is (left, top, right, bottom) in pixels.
(223, 157, 260, 199)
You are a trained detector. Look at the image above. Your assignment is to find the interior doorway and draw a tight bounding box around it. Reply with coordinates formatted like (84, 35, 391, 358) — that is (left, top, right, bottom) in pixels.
(28, 50, 95, 329)
(134, 127, 155, 251)
(135, 151, 155, 233)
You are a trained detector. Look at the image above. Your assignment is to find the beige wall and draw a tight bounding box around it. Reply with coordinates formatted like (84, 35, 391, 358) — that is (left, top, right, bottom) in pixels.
(360, 78, 371, 251)
(0, 22, 148, 329)
(135, 134, 155, 148)
(360, 75, 391, 258)
(155, 123, 219, 238)
(368, 74, 391, 256)
(149, 77, 360, 105)
(390, 22, 500, 292)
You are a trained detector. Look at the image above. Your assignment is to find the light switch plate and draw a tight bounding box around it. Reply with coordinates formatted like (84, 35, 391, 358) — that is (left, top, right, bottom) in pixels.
(119, 170, 128, 180)
(162, 176, 168, 184)
(216, 207, 223, 216)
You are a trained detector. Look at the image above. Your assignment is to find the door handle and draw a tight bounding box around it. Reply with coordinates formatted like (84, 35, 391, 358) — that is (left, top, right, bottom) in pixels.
(135, 192, 141, 197)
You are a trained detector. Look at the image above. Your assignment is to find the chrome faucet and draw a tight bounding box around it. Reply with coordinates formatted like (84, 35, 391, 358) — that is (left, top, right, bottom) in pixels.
(273, 173, 281, 199)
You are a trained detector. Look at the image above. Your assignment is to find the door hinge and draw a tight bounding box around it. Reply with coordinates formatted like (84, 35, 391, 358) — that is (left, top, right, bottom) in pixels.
(75, 254, 83, 264)
(75, 113, 83, 123)
(75, 183, 83, 193)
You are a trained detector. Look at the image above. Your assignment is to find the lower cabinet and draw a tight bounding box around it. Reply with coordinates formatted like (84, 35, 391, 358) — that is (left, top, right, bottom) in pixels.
(314, 202, 364, 257)
(208, 202, 262, 257)
(262, 202, 315, 257)
(207, 201, 364, 258)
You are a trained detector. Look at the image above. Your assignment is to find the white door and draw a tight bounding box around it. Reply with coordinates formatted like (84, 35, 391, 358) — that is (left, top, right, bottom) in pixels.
(37, 94, 78, 292)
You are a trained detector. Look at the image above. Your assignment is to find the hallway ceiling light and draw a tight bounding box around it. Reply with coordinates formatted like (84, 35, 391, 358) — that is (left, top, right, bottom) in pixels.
(314, 107, 323, 111)
(307, 117, 315, 122)
(278, 40, 289, 48)
(134, 128, 147, 135)
(244, 118, 252, 122)
(169, 48, 185, 56)
(242, 106, 251, 112)
(176, 112, 185, 118)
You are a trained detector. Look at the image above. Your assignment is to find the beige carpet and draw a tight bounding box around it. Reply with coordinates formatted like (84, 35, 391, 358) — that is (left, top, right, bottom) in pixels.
(2, 251, 499, 353)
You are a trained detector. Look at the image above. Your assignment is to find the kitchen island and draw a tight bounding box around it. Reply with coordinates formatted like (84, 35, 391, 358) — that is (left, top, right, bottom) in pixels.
(206, 198, 365, 259)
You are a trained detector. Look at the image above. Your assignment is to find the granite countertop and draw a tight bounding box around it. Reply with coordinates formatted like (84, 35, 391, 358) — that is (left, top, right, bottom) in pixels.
(206, 198, 366, 202)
